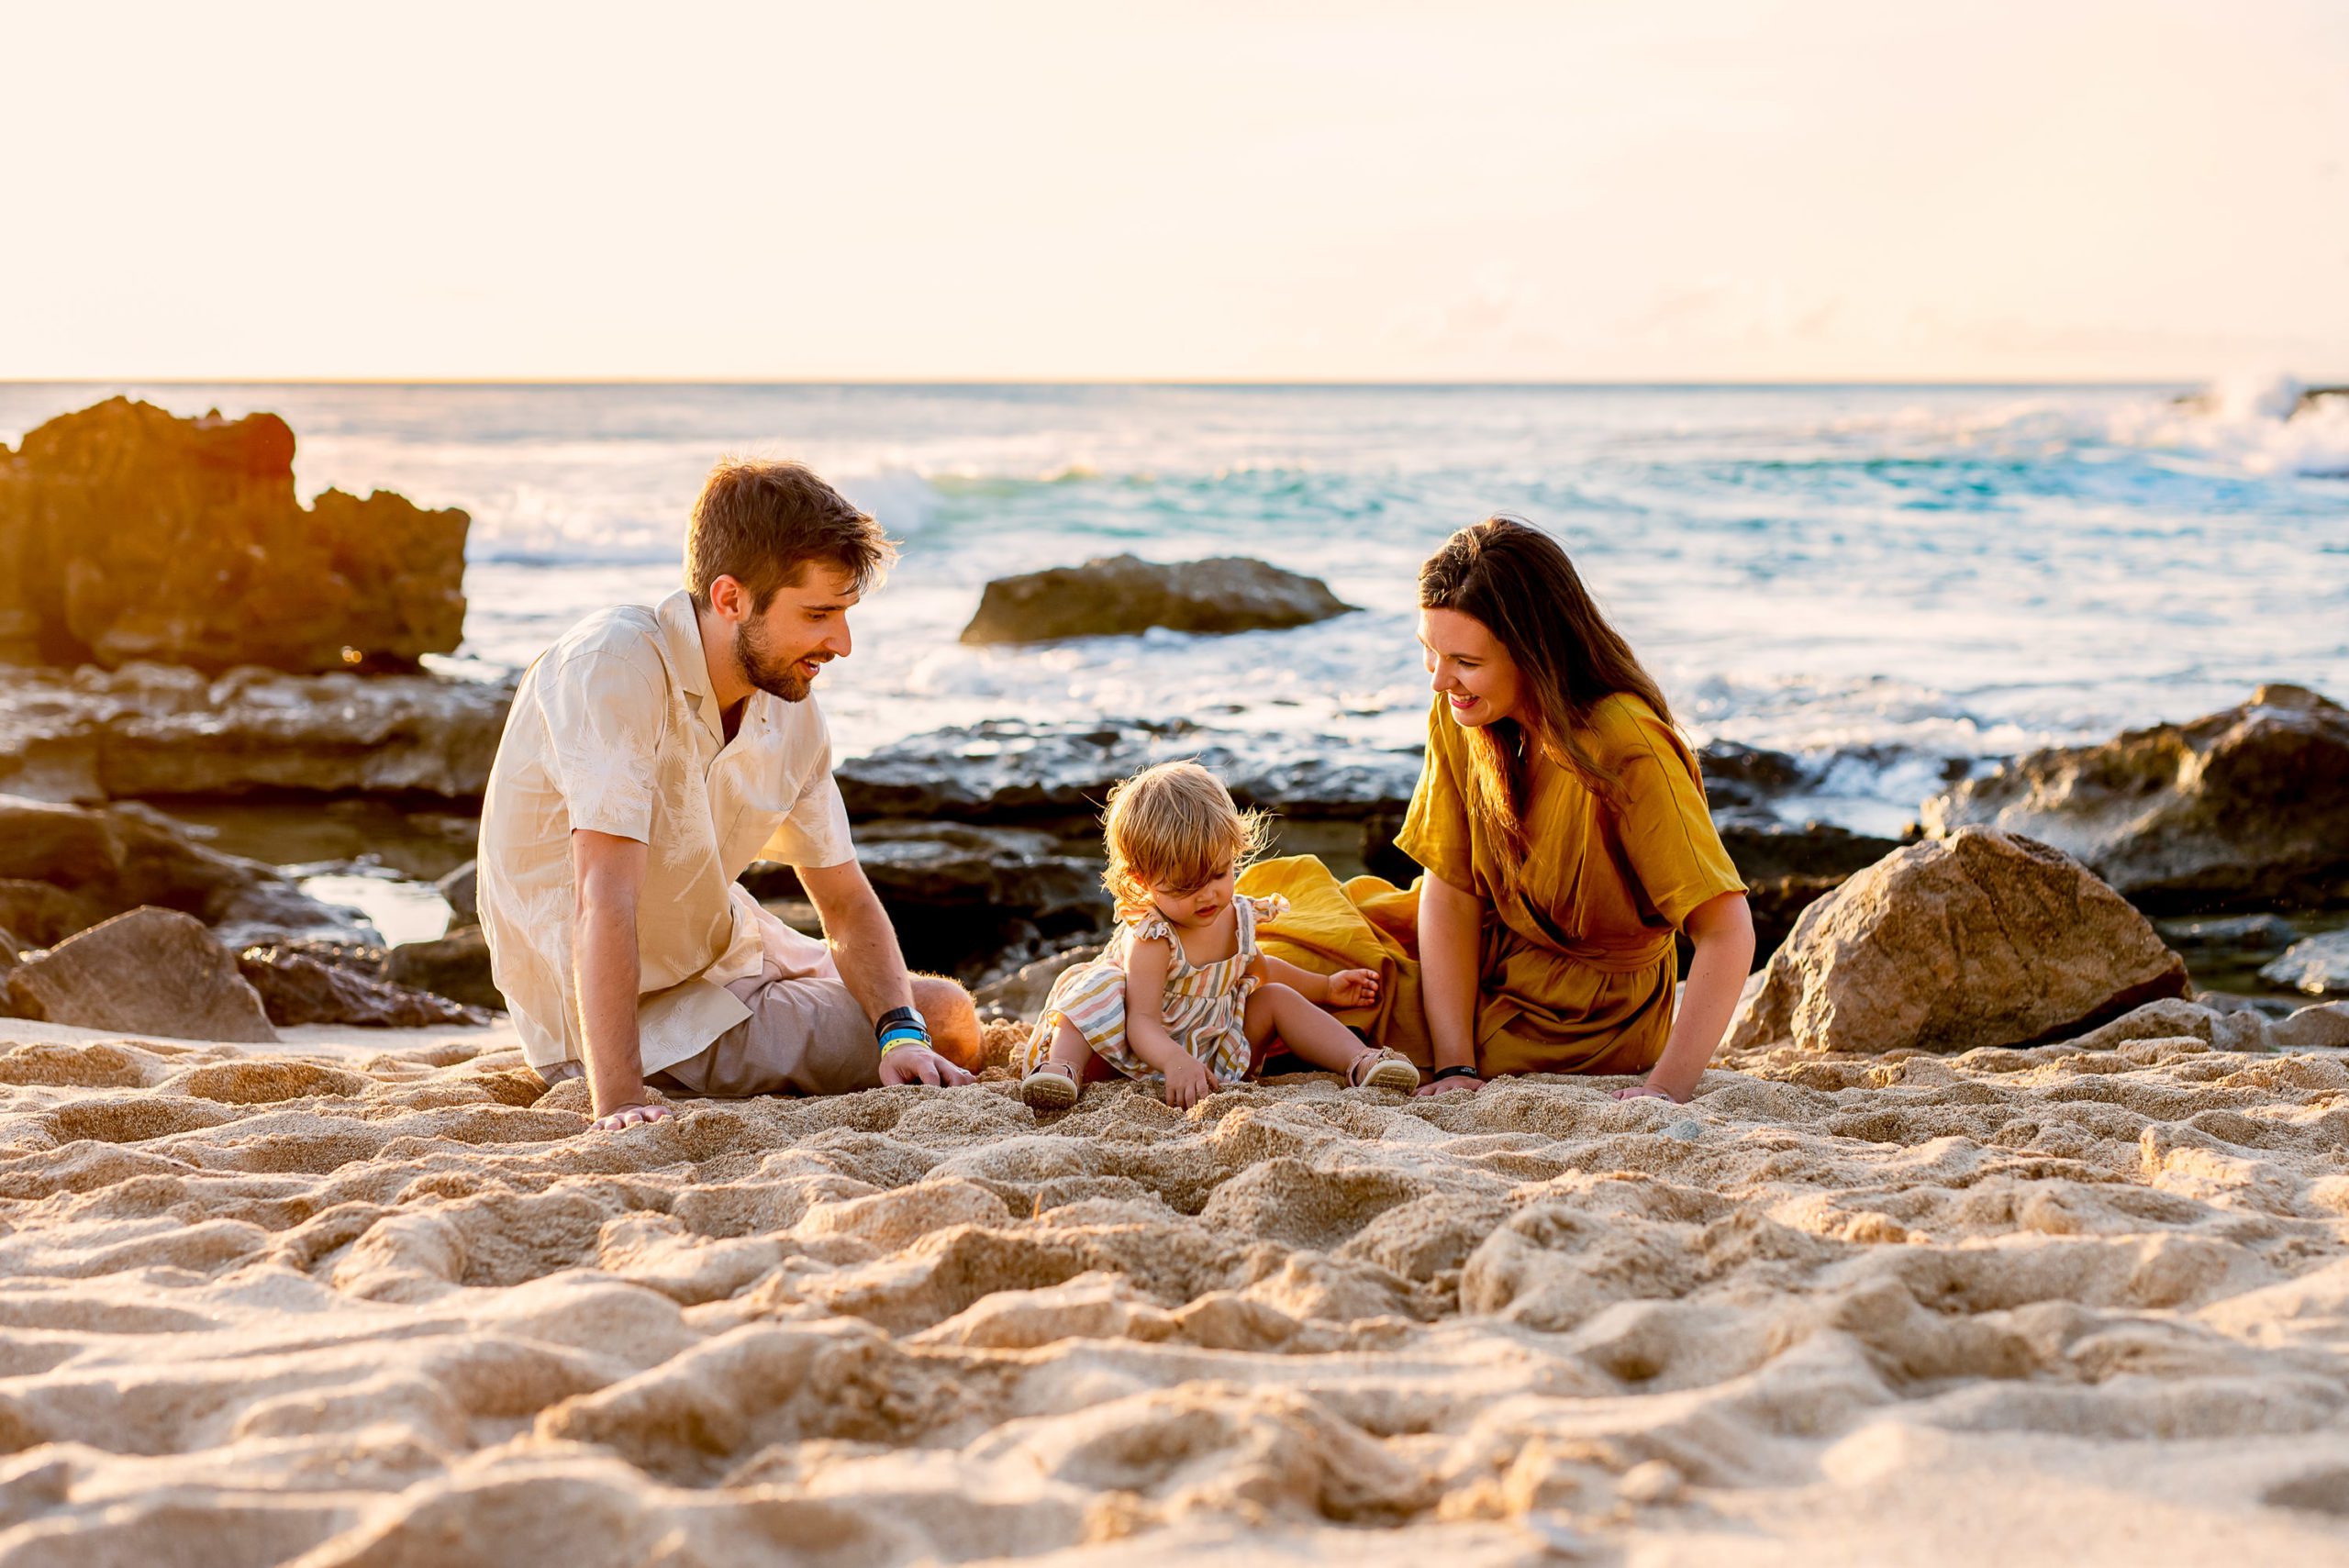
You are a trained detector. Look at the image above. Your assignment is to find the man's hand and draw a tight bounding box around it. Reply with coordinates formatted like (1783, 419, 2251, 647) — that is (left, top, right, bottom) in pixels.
(1160, 1056, 1217, 1110)
(879, 1046, 976, 1087)
(1414, 1073, 1483, 1097)
(589, 1100, 674, 1132)
(1324, 968, 1380, 1009)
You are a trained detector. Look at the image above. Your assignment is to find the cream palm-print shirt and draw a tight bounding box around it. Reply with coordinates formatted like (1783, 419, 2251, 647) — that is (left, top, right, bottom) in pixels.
(477, 588, 854, 1076)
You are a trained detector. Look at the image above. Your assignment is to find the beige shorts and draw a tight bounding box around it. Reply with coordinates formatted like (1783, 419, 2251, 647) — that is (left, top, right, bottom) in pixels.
(649, 967, 878, 1098)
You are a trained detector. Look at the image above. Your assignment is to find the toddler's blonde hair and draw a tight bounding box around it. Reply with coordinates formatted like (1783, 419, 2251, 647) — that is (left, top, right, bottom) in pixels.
(1100, 761, 1271, 921)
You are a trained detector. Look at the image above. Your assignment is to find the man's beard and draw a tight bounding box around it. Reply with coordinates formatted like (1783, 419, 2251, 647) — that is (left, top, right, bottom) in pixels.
(736, 618, 818, 702)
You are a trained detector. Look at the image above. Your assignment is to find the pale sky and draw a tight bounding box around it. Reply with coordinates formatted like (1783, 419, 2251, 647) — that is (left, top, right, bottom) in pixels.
(5, 0, 2344, 382)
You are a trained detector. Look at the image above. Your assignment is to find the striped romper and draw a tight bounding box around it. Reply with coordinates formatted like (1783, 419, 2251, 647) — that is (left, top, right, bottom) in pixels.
(1018, 895, 1291, 1086)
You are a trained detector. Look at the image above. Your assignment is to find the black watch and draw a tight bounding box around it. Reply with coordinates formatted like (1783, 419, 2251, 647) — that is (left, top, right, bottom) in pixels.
(874, 1005, 928, 1040)
(1429, 1064, 1484, 1083)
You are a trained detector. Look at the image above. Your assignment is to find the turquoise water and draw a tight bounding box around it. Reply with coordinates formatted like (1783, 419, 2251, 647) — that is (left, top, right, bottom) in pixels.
(6, 381, 2346, 836)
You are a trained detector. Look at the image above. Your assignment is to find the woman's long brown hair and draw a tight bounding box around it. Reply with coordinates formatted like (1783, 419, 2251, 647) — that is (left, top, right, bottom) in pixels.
(1419, 515, 1675, 880)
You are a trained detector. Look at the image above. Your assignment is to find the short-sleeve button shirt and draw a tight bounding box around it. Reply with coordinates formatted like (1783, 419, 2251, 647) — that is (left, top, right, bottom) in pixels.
(476, 588, 855, 1076)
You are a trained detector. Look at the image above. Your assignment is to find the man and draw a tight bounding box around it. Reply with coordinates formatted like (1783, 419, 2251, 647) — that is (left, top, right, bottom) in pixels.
(476, 459, 980, 1132)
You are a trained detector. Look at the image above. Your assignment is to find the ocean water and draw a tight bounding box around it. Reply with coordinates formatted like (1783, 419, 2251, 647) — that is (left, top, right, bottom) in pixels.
(6, 380, 2347, 840)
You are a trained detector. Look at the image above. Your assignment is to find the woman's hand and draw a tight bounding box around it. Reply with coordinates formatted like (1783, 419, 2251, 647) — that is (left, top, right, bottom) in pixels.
(1161, 1056, 1217, 1109)
(1324, 968, 1381, 1009)
(588, 1100, 674, 1132)
(1609, 1084, 1683, 1104)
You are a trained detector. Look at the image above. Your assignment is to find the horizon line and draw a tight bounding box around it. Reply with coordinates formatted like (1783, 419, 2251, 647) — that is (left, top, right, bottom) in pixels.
(0, 374, 2226, 391)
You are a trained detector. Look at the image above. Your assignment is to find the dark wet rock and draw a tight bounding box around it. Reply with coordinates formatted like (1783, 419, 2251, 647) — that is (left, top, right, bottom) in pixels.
(1714, 821, 1903, 885)
(972, 941, 1104, 1025)
(0, 794, 371, 949)
(2156, 913, 2300, 955)
(2262, 930, 2349, 997)
(7, 906, 276, 1042)
(0, 662, 511, 803)
(853, 821, 1108, 977)
(1743, 873, 1849, 968)
(838, 719, 1421, 826)
(1695, 741, 1807, 809)
(436, 860, 479, 926)
(384, 925, 503, 1012)
(961, 554, 1356, 645)
(1359, 812, 1415, 886)
(0, 879, 106, 949)
(237, 945, 491, 1028)
(1920, 684, 2349, 911)
(1727, 828, 2189, 1055)
(0, 396, 467, 673)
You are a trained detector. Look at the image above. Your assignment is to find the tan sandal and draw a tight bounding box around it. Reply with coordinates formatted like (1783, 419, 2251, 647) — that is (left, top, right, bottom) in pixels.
(1348, 1049, 1419, 1093)
(1019, 1060, 1082, 1110)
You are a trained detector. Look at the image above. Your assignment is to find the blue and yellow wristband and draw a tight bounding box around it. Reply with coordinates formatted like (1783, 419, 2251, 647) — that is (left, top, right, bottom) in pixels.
(875, 1005, 930, 1060)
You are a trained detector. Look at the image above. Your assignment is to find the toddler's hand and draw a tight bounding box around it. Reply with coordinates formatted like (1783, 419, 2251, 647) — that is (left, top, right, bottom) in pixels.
(1324, 968, 1380, 1009)
(1161, 1057, 1217, 1110)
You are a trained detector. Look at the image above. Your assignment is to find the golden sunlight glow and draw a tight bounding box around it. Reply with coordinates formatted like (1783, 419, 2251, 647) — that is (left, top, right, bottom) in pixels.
(4, 0, 2343, 381)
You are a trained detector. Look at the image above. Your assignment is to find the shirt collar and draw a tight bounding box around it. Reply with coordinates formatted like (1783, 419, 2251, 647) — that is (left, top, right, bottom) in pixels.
(656, 589, 729, 741)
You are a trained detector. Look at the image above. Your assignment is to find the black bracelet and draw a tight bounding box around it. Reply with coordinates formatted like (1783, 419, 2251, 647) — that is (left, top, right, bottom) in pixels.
(1430, 1064, 1484, 1083)
(874, 1005, 924, 1040)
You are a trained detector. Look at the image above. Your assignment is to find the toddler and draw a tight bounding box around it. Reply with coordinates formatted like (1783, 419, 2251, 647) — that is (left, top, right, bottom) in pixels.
(1017, 760, 1421, 1109)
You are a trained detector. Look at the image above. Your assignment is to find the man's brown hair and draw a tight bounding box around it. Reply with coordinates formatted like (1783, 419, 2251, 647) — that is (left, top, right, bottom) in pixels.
(684, 460, 897, 610)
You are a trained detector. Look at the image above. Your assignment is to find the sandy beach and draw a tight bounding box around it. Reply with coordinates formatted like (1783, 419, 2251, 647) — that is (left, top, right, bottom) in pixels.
(0, 1008, 2343, 1565)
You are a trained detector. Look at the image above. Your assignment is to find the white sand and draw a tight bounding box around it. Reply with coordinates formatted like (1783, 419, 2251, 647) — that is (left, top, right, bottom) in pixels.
(0, 1016, 2345, 1565)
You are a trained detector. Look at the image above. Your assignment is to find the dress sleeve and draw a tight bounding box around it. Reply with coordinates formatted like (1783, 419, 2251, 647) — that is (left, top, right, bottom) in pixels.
(1602, 699, 1748, 929)
(1392, 695, 1475, 891)
(537, 650, 665, 842)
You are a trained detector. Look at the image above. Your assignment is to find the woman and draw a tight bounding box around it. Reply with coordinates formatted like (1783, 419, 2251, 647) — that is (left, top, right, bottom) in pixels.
(1243, 517, 1753, 1102)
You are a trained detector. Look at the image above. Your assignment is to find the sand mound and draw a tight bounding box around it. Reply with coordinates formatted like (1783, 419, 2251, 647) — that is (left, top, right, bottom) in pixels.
(0, 1022, 2345, 1563)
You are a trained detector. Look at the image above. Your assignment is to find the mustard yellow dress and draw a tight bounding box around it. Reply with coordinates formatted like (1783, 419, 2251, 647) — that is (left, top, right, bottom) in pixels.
(1239, 692, 1745, 1077)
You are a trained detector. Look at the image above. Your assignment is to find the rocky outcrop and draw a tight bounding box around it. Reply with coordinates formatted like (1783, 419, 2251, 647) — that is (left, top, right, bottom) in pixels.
(0, 397, 468, 673)
(384, 927, 503, 1012)
(1726, 828, 2189, 1055)
(1920, 685, 2349, 911)
(961, 554, 1357, 645)
(0, 794, 371, 950)
(0, 663, 511, 804)
(436, 861, 479, 926)
(743, 823, 1111, 978)
(839, 719, 1420, 826)
(237, 945, 491, 1028)
(0, 880, 105, 949)
(2262, 930, 2349, 997)
(972, 941, 1103, 1024)
(6, 906, 277, 1041)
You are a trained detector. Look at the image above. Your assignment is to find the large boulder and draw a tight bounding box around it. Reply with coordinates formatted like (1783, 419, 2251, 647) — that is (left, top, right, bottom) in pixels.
(1725, 828, 2189, 1055)
(961, 554, 1357, 645)
(0, 397, 468, 673)
(0, 794, 371, 949)
(237, 945, 490, 1028)
(2262, 930, 2349, 998)
(0, 663, 512, 803)
(1920, 685, 2349, 911)
(6, 906, 277, 1042)
(838, 718, 1421, 826)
